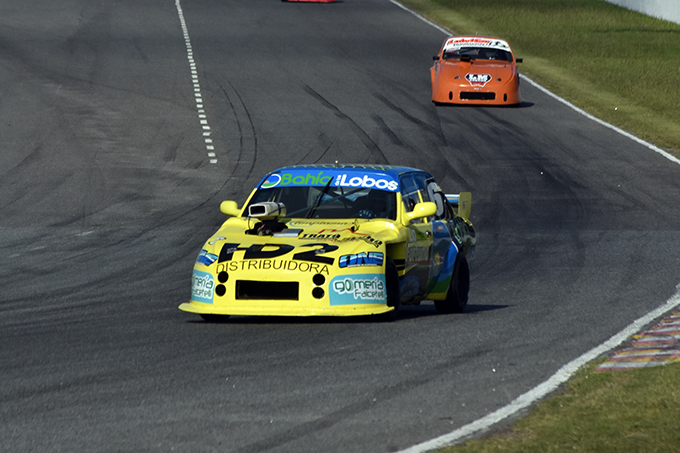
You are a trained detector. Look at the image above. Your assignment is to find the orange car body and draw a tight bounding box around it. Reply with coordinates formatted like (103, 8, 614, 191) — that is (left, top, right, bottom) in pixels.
(430, 36, 522, 106)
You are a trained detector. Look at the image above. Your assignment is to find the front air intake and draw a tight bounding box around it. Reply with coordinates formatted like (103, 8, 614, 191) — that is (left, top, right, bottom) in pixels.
(460, 92, 495, 100)
(236, 280, 299, 300)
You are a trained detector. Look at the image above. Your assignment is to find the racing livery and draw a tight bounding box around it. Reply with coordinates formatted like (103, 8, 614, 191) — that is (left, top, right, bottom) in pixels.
(179, 164, 476, 320)
(431, 35, 523, 105)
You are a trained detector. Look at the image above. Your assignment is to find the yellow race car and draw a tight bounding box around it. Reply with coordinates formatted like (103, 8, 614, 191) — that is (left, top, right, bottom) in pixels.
(179, 164, 476, 320)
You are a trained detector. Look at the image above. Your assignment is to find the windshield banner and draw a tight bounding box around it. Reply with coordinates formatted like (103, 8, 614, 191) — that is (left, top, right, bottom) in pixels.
(444, 37, 510, 52)
(260, 169, 399, 192)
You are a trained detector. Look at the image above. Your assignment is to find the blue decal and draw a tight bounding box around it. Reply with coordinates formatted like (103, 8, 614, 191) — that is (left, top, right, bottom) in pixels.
(192, 270, 215, 304)
(339, 252, 384, 268)
(196, 250, 218, 266)
(329, 274, 386, 305)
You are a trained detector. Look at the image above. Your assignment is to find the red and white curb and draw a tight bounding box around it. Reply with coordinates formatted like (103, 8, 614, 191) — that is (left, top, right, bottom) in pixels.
(596, 311, 680, 371)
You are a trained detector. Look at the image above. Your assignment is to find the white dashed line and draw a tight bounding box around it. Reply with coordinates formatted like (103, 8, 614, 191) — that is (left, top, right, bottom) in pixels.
(175, 0, 218, 164)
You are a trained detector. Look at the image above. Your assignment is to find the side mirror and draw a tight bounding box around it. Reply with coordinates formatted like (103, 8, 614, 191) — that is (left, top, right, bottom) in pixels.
(433, 55, 440, 61)
(220, 200, 241, 217)
(516, 58, 523, 63)
(404, 201, 437, 223)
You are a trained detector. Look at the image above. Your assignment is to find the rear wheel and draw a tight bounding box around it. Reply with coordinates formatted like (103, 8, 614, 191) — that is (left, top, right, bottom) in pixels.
(434, 256, 469, 314)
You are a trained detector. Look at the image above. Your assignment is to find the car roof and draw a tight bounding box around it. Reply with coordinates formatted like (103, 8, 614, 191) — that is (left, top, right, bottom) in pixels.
(256, 164, 431, 192)
(274, 164, 424, 177)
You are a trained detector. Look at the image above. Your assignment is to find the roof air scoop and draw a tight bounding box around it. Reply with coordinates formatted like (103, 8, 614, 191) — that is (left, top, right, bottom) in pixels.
(246, 202, 292, 236)
(248, 202, 286, 220)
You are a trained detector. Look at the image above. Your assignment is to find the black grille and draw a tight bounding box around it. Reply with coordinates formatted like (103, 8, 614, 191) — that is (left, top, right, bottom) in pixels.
(236, 280, 299, 300)
(460, 92, 495, 100)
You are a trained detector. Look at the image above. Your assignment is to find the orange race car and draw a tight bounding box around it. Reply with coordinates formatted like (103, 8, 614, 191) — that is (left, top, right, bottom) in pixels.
(430, 36, 523, 106)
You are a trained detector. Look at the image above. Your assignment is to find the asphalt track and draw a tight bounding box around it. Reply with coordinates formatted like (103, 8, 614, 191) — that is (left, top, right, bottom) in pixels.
(1, 1, 680, 452)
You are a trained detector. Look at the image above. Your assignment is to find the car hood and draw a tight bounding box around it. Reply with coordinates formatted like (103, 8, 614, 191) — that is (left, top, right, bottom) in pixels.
(197, 217, 404, 265)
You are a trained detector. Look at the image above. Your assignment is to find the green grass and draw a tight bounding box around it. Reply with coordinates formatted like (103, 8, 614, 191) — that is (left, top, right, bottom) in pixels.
(399, 0, 680, 154)
(438, 361, 680, 453)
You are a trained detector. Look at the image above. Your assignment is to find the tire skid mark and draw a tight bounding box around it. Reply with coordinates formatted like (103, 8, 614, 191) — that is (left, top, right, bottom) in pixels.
(294, 134, 335, 165)
(219, 82, 258, 182)
(373, 93, 445, 143)
(302, 84, 388, 164)
(175, 0, 217, 164)
(371, 114, 404, 146)
(369, 95, 464, 183)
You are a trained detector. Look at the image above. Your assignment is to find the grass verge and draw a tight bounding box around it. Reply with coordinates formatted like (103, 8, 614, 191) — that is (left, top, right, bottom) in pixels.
(398, 0, 680, 155)
(439, 361, 680, 453)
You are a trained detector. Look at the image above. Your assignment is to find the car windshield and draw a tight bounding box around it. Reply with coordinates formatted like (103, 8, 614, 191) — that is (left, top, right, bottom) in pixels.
(443, 47, 512, 62)
(246, 185, 397, 220)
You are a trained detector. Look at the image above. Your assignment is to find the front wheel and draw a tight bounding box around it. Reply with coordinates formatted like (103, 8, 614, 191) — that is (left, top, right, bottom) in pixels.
(434, 256, 469, 314)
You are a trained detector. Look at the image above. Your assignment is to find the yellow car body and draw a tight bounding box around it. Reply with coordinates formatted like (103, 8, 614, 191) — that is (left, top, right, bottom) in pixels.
(179, 165, 475, 320)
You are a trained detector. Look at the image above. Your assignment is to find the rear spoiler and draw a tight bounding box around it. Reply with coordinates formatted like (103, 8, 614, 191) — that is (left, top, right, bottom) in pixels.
(445, 192, 471, 221)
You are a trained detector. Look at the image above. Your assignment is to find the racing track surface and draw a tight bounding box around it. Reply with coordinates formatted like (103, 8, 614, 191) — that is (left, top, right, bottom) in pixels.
(1, 1, 680, 452)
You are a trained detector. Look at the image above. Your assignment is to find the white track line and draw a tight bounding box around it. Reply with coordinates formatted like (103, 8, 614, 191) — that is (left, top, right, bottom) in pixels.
(390, 1, 680, 451)
(175, 0, 218, 164)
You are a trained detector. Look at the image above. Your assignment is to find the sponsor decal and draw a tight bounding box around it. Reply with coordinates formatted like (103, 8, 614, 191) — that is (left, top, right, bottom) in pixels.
(448, 37, 492, 46)
(261, 174, 282, 189)
(406, 244, 430, 263)
(339, 252, 384, 268)
(217, 242, 337, 264)
(329, 274, 386, 305)
(465, 73, 492, 87)
(260, 171, 332, 189)
(192, 270, 215, 304)
(288, 220, 353, 227)
(282, 171, 332, 186)
(217, 259, 329, 275)
(196, 249, 218, 266)
(300, 232, 342, 241)
(333, 174, 398, 192)
(259, 170, 398, 192)
(444, 37, 510, 52)
(299, 228, 383, 248)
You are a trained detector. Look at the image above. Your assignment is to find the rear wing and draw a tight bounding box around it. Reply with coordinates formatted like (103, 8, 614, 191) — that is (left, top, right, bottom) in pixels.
(445, 192, 471, 221)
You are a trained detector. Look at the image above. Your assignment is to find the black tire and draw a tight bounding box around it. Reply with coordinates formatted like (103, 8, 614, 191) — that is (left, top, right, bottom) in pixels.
(200, 314, 230, 323)
(378, 258, 400, 321)
(434, 255, 469, 314)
